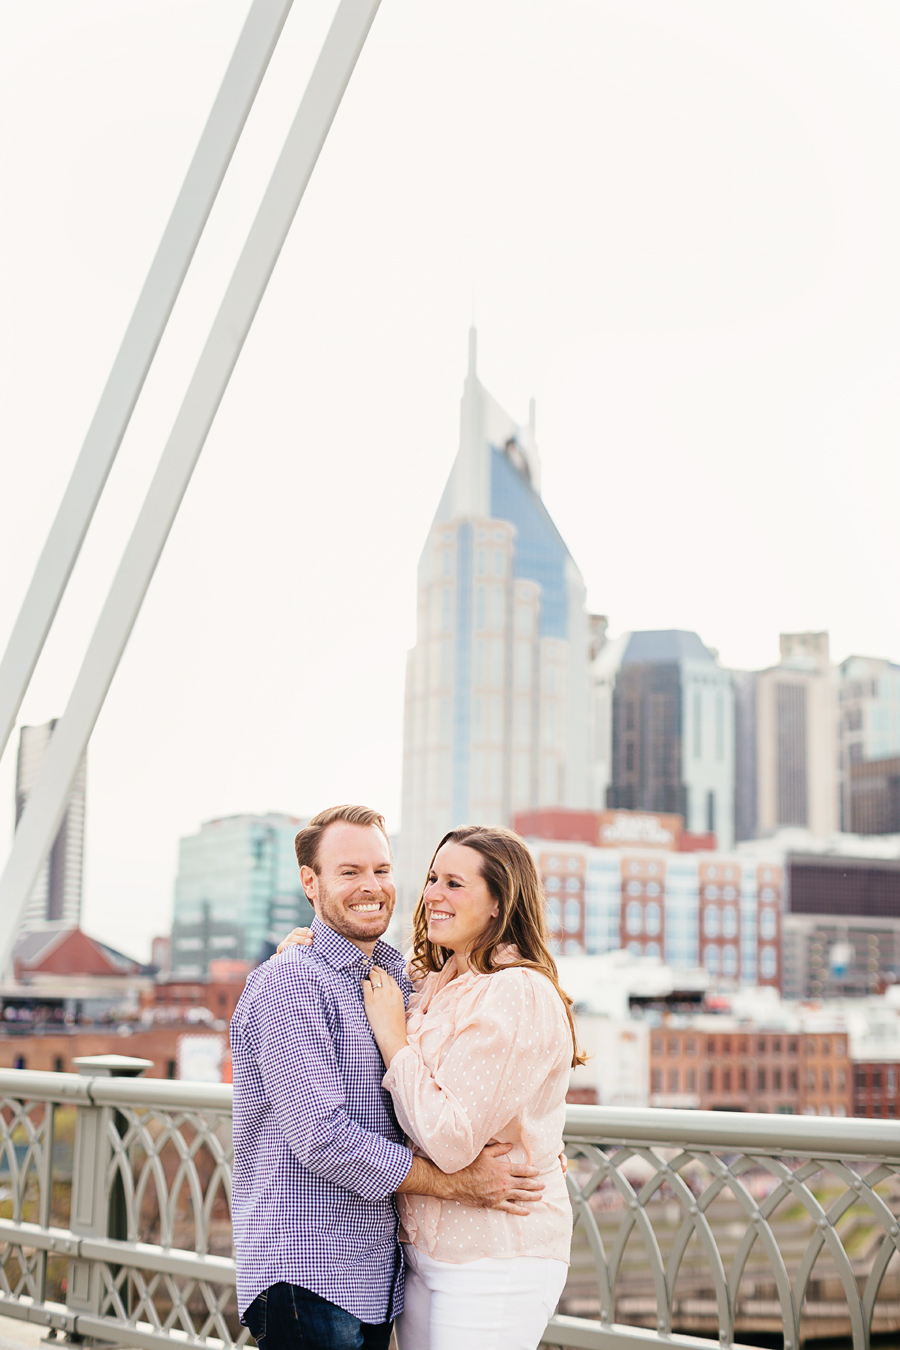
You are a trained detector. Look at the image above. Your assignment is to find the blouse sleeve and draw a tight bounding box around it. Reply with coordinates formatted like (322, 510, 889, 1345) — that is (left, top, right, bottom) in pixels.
(382, 967, 566, 1172)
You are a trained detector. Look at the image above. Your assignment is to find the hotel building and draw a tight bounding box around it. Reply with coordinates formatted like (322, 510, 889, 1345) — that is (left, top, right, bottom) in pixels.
(515, 807, 782, 988)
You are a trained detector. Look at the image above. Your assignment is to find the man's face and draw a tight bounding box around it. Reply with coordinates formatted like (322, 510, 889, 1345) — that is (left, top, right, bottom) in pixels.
(300, 822, 395, 948)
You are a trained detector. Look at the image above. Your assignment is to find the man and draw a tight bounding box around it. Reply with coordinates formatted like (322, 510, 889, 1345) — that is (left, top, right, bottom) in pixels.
(231, 804, 545, 1350)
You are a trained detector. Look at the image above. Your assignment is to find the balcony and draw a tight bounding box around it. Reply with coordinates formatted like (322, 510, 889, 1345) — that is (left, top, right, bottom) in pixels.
(1, 1060, 899, 1350)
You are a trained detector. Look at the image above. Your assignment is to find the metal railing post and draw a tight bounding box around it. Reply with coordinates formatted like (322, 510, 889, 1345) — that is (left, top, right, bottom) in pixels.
(65, 1056, 152, 1325)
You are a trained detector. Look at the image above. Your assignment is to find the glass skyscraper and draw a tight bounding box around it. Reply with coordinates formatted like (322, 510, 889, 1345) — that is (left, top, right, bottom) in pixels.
(397, 331, 595, 927)
(170, 813, 312, 975)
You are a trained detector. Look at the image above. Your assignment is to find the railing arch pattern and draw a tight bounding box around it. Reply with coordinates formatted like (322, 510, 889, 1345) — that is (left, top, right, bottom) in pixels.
(2, 1070, 900, 1350)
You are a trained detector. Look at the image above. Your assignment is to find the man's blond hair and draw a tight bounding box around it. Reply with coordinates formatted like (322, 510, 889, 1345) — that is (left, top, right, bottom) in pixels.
(294, 805, 390, 875)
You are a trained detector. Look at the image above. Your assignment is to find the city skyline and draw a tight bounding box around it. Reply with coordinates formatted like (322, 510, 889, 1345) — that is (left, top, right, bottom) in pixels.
(3, 2, 900, 961)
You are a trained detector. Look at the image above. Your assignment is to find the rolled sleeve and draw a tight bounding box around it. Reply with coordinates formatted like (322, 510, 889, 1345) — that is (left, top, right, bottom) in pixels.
(256, 957, 412, 1201)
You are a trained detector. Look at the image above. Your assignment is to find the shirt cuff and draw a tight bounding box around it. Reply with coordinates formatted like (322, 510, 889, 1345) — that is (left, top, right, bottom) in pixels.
(382, 1044, 416, 1089)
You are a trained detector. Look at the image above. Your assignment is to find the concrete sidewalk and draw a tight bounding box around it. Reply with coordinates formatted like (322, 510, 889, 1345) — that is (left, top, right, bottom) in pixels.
(0, 1316, 49, 1350)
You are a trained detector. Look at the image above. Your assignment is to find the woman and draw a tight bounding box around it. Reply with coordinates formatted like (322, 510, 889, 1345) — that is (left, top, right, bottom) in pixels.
(282, 824, 582, 1350)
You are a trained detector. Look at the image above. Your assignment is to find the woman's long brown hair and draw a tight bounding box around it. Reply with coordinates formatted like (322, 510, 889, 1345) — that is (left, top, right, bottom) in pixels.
(410, 824, 586, 1068)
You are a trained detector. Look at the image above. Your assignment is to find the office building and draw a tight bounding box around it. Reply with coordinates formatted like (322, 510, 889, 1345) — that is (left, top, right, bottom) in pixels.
(15, 720, 86, 932)
(515, 807, 781, 988)
(170, 813, 312, 976)
(593, 631, 735, 848)
(753, 633, 838, 840)
(782, 914, 900, 1000)
(779, 851, 900, 998)
(398, 331, 596, 922)
(838, 654, 900, 833)
(846, 756, 900, 836)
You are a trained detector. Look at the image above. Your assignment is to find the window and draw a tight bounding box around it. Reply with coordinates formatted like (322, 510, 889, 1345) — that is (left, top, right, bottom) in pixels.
(760, 946, 777, 978)
(167, 1060, 176, 1080)
(722, 1069, 731, 1091)
(821, 1039, 830, 1056)
(704, 906, 720, 938)
(758, 1069, 767, 1091)
(722, 1038, 731, 1054)
(707, 1068, 715, 1090)
(772, 1038, 781, 1054)
(789, 1038, 798, 1054)
(738, 1038, 748, 1054)
(773, 1069, 782, 1091)
(888, 1069, 896, 1094)
(668, 1069, 679, 1092)
(53, 1056, 64, 1073)
(837, 1069, 846, 1091)
(652, 1038, 663, 1057)
(740, 1068, 748, 1091)
(789, 1069, 798, 1091)
(652, 1069, 662, 1092)
(855, 1066, 866, 1089)
(873, 1069, 882, 1090)
(626, 742, 635, 771)
(668, 1038, 680, 1057)
(760, 908, 777, 940)
(757, 1038, 767, 1054)
(835, 1039, 845, 1057)
(645, 901, 661, 936)
(722, 906, 737, 938)
(687, 1038, 698, 1057)
(807, 1071, 816, 1089)
(687, 1069, 697, 1092)
(626, 902, 642, 936)
(707, 789, 716, 834)
(707, 1038, 716, 1053)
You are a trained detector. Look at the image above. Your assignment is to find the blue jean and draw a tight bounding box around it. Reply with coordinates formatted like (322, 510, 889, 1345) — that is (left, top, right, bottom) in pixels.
(243, 1282, 393, 1350)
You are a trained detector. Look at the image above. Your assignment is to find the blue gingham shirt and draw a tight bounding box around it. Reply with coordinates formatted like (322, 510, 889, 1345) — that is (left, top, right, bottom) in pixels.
(230, 918, 414, 1323)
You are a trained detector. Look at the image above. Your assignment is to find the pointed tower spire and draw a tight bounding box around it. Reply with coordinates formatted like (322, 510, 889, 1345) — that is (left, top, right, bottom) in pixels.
(453, 326, 487, 517)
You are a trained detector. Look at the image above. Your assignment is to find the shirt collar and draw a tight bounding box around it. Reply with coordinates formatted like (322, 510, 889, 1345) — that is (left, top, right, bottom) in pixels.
(311, 915, 402, 973)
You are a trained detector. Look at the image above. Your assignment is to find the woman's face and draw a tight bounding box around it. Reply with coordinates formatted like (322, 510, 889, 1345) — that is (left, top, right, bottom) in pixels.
(424, 842, 499, 957)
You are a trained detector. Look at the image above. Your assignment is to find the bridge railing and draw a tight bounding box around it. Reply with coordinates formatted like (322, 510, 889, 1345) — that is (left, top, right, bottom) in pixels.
(2, 1062, 899, 1350)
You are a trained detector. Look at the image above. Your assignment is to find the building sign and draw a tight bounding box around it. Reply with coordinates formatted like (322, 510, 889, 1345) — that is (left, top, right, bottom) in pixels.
(597, 811, 682, 850)
(177, 1034, 226, 1082)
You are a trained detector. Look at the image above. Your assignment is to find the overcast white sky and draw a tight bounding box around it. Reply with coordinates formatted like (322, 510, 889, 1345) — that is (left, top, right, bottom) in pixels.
(2, 0, 899, 960)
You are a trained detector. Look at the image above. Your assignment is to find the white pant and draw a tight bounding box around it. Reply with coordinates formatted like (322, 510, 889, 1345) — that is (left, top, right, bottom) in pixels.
(395, 1245, 568, 1350)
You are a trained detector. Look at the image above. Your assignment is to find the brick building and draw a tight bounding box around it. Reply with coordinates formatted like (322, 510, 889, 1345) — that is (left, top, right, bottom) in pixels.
(0, 1025, 227, 1080)
(853, 1062, 900, 1117)
(649, 1019, 851, 1116)
(141, 960, 251, 1025)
